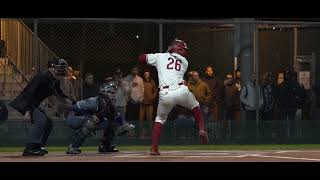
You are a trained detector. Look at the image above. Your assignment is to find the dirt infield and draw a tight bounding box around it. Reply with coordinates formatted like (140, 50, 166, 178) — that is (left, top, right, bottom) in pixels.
(1, 150, 320, 162)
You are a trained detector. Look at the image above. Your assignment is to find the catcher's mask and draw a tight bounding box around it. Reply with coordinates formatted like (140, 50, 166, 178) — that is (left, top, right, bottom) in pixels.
(99, 83, 117, 102)
(167, 38, 189, 57)
(52, 58, 68, 76)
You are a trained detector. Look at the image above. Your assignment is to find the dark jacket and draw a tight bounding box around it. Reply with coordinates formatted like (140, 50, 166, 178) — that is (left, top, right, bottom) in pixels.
(187, 79, 212, 106)
(277, 80, 306, 110)
(9, 70, 69, 115)
(203, 75, 224, 106)
(223, 79, 240, 110)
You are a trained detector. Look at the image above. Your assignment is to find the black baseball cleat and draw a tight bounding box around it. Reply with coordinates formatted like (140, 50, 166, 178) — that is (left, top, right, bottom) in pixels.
(66, 145, 82, 155)
(40, 147, 48, 154)
(22, 148, 46, 156)
(98, 144, 119, 153)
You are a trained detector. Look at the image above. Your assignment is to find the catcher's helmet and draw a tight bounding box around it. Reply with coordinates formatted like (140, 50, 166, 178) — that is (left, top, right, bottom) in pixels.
(99, 83, 117, 101)
(167, 38, 189, 57)
(51, 58, 68, 76)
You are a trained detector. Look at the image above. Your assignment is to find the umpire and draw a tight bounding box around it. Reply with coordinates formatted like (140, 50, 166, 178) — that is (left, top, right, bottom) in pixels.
(9, 58, 74, 156)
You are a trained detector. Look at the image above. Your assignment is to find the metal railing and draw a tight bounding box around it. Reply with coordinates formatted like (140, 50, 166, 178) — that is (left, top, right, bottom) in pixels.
(0, 18, 62, 117)
(1, 18, 58, 74)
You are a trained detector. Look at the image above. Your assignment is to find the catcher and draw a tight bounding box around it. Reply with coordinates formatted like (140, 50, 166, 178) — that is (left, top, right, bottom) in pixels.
(65, 83, 135, 154)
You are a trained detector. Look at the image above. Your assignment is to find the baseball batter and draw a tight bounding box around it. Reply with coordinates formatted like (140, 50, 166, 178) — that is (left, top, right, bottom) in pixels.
(138, 38, 209, 155)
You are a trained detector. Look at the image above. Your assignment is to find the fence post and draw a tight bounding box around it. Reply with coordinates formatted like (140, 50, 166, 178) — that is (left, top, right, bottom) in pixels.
(293, 27, 298, 72)
(33, 19, 38, 73)
(254, 25, 260, 138)
(159, 23, 163, 52)
(238, 19, 255, 139)
(311, 52, 318, 115)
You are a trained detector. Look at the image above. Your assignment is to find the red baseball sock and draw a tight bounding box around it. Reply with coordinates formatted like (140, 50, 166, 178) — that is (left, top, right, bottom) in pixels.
(192, 106, 205, 131)
(151, 122, 163, 150)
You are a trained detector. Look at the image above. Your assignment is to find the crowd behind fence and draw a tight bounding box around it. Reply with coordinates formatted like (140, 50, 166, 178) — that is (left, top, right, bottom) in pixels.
(2, 18, 320, 145)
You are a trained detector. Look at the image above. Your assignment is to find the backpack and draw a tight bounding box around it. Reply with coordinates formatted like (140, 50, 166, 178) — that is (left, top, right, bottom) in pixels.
(0, 102, 8, 122)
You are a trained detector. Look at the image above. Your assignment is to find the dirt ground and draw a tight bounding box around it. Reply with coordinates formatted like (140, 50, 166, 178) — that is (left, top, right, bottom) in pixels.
(1, 150, 320, 162)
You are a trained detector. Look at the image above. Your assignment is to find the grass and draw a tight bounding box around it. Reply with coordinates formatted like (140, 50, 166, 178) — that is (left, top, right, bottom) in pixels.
(1, 144, 320, 152)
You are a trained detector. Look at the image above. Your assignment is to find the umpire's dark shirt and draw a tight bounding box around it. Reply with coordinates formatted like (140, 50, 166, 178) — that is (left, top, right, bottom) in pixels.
(9, 70, 68, 115)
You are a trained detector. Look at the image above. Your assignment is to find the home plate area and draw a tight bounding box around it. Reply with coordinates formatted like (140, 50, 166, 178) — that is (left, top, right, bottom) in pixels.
(1, 150, 320, 162)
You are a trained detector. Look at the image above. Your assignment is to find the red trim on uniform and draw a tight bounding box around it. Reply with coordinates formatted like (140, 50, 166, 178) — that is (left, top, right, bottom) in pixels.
(151, 122, 163, 150)
(192, 106, 205, 131)
(138, 54, 147, 64)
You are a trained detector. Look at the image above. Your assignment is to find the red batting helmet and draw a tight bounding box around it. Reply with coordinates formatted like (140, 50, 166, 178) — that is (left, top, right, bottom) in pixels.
(167, 38, 189, 57)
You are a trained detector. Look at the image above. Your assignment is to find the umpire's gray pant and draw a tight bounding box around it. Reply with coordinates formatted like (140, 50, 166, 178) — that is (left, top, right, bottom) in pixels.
(26, 108, 53, 146)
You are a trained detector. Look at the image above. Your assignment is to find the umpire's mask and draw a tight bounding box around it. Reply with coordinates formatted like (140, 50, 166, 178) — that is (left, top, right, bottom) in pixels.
(53, 58, 68, 76)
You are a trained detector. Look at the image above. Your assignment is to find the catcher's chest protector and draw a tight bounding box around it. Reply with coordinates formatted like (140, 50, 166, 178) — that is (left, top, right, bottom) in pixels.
(95, 96, 115, 121)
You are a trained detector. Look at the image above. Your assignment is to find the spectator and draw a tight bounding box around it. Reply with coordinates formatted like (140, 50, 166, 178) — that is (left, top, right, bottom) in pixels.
(203, 66, 224, 121)
(277, 71, 296, 121)
(261, 72, 276, 121)
(291, 71, 307, 120)
(124, 66, 144, 121)
(171, 105, 196, 139)
(235, 69, 241, 91)
(83, 72, 98, 99)
(72, 70, 83, 100)
(223, 74, 240, 121)
(277, 72, 284, 85)
(139, 69, 158, 138)
(276, 70, 306, 137)
(57, 67, 75, 117)
(187, 71, 212, 121)
(106, 68, 130, 122)
(240, 73, 264, 121)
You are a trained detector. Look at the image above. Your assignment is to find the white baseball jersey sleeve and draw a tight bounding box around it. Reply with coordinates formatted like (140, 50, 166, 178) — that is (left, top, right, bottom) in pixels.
(146, 52, 188, 88)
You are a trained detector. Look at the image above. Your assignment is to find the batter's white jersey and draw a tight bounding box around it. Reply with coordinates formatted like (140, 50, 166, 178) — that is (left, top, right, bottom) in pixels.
(146, 52, 187, 88)
(146, 52, 199, 124)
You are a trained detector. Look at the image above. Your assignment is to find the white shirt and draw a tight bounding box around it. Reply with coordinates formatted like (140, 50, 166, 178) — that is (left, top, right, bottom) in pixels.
(147, 52, 188, 88)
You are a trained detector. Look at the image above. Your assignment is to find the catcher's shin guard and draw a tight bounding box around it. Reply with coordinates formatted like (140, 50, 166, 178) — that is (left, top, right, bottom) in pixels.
(66, 144, 82, 155)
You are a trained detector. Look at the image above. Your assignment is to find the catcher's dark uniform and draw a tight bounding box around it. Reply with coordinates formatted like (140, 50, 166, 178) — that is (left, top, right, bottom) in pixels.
(66, 95, 123, 154)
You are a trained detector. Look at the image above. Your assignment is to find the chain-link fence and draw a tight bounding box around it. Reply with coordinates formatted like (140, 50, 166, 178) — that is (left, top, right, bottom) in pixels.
(249, 23, 320, 140)
(2, 19, 320, 145)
